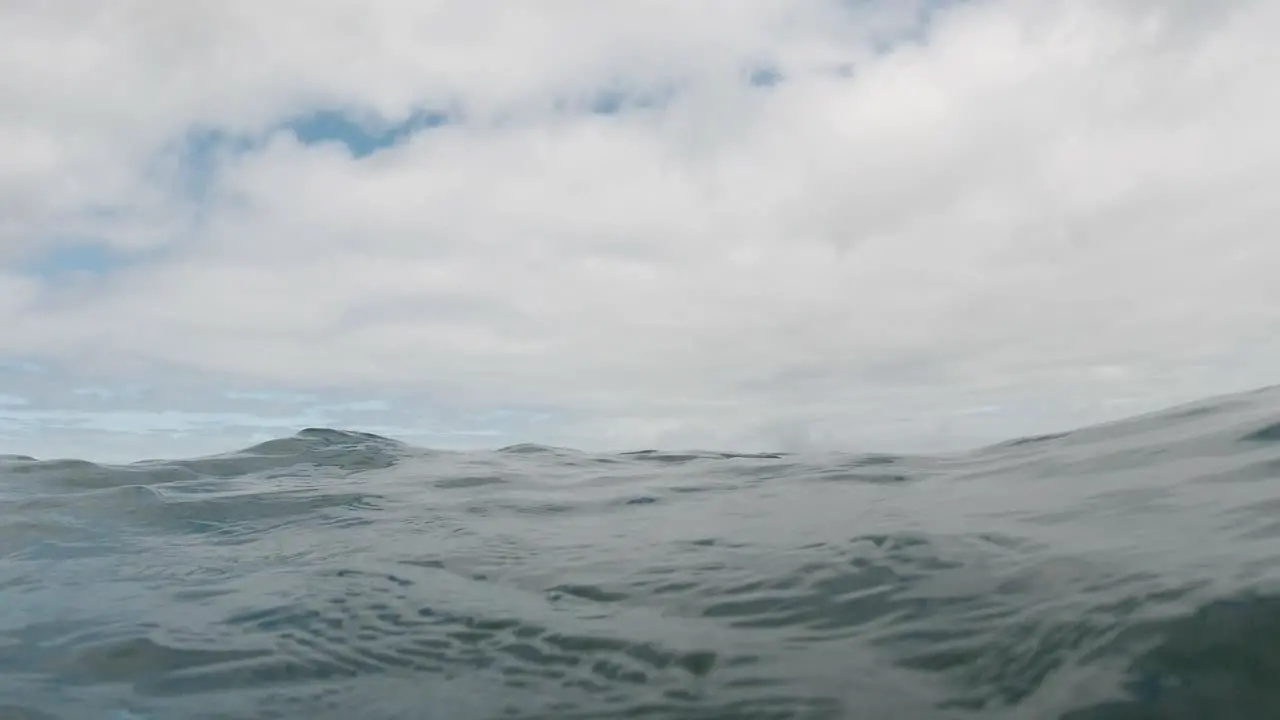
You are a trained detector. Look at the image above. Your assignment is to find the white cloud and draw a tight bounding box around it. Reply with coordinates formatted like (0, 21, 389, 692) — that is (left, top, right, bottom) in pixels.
(2, 0, 1279, 457)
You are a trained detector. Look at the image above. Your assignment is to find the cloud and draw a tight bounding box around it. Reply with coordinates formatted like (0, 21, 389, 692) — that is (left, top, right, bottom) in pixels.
(2, 0, 1279, 458)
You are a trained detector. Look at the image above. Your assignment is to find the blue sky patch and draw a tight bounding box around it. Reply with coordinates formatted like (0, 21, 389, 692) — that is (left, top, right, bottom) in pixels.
(164, 109, 454, 207)
(20, 243, 137, 279)
(748, 67, 784, 87)
(288, 108, 450, 158)
(587, 85, 681, 115)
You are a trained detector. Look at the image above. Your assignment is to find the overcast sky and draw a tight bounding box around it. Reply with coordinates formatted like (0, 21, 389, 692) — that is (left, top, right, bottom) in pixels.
(2, 0, 1278, 462)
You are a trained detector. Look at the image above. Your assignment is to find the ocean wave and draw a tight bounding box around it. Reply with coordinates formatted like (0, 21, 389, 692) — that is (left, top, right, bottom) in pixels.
(4, 386, 1280, 718)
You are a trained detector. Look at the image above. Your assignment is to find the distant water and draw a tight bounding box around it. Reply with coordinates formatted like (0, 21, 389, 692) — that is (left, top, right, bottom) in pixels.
(5, 389, 1280, 719)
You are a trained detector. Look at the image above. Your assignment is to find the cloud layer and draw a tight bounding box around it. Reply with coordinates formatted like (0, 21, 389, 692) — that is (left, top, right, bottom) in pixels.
(3, 0, 1280, 459)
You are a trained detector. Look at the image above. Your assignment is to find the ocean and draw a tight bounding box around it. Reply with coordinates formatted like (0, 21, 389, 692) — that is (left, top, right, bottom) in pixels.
(4, 387, 1280, 719)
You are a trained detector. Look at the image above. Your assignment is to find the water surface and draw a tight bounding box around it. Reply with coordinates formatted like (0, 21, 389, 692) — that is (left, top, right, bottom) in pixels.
(5, 389, 1280, 718)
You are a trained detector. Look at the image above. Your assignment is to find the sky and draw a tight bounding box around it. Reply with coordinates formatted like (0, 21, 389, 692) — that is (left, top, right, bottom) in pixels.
(2, 0, 1279, 462)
